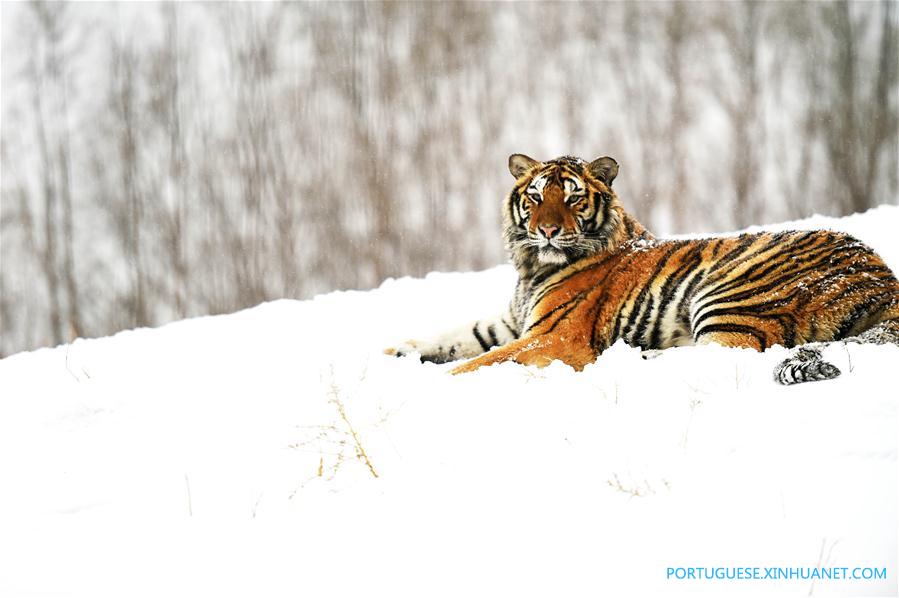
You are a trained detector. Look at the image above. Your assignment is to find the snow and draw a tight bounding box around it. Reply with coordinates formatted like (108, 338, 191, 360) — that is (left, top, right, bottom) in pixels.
(1, 206, 898, 597)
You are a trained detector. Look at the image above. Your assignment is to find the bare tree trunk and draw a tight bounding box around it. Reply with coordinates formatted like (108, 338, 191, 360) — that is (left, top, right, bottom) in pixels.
(51, 38, 83, 340)
(833, 1, 865, 213)
(30, 52, 64, 345)
(162, 4, 189, 318)
(167, 6, 186, 318)
(665, 1, 690, 231)
(615, 2, 662, 225)
(818, 0, 897, 215)
(57, 140, 81, 339)
(864, 0, 897, 206)
(111, 41, 149, 327)
(712, 0, 764, 228)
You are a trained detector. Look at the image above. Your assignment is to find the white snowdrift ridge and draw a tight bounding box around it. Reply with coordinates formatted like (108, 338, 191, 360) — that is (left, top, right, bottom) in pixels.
(1, 207, 897, 597)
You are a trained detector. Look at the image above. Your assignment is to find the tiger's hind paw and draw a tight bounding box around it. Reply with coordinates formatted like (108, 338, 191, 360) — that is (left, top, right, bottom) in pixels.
(774, 348, 841, 385)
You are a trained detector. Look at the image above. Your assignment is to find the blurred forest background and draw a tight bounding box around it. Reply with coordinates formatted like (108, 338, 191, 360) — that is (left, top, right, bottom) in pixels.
(1, 1, 897, 356)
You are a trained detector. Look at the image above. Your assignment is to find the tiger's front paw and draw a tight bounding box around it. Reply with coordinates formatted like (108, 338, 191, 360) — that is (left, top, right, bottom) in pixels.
(383, 340, 456, 364)
(383, 340, 421, 358)
(640, 349, 665, 360)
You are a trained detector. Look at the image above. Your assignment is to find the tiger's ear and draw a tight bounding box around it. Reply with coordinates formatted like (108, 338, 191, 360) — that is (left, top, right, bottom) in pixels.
(588, 156, 619, 186)
(509, 154, 539, 178)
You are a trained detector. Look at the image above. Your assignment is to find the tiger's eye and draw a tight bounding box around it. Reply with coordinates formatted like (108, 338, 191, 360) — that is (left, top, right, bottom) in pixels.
(528, 193, 541, 203)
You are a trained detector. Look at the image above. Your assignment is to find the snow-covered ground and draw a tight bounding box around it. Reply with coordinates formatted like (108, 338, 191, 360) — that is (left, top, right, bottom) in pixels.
(1, 206, 897, 597)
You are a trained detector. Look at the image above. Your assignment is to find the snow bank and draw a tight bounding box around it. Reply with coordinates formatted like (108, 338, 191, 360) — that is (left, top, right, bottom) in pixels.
(1, 206, 897, 597)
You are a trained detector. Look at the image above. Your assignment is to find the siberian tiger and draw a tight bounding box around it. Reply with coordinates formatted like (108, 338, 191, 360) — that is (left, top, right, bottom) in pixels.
(387, 154, 899, 384)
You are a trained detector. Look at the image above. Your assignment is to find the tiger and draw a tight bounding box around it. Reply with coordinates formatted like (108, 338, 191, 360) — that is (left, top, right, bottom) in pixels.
(387, 153, 899, 384)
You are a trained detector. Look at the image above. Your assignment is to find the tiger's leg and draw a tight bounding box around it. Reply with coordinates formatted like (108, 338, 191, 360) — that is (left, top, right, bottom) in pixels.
(774, 312, 899, 385)
(449, 332, 596, 375)
(776, 312, 899, 385)
(385, 305, 519, 364)
(844, 316, 899, 346)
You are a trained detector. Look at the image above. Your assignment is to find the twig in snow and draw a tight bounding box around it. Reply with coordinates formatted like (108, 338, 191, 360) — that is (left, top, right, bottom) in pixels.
(288, 367, 380, 498)
(808, 537, 840, 596)
(64, 343, 91, 382)
(682, 397, 702, 450)
(185, 473, 193, 517)
(327, 380, 379, 479)
(842, 344, 854, 373)
(607, 473, 652, 498)
(521, 368, 547, 383)
(64, 345, 78, 382)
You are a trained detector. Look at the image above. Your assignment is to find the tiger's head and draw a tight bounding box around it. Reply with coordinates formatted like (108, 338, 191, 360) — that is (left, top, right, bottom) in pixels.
(503, 154, 639, 267)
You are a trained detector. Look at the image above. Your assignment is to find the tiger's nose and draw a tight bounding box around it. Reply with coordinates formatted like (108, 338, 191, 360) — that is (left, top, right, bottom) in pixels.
(539, 224, 559, 239)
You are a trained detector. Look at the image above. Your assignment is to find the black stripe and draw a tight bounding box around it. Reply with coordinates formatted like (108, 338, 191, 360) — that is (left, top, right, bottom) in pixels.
(611, 281, 645, 341)
(587, 283, 619, 352)
(530, 267, 561, 290)
(676, 267, 708, 328)
(507, 190, 518, 227)
(487, 324, 499, 347)
(632, 294, 656, 348)
(501, 317, 519, 339)
(709, 238, 725, 260)
(623, 212, 634, 238)
(599, 194, 612, 231)
(472, 325, 490, 352)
